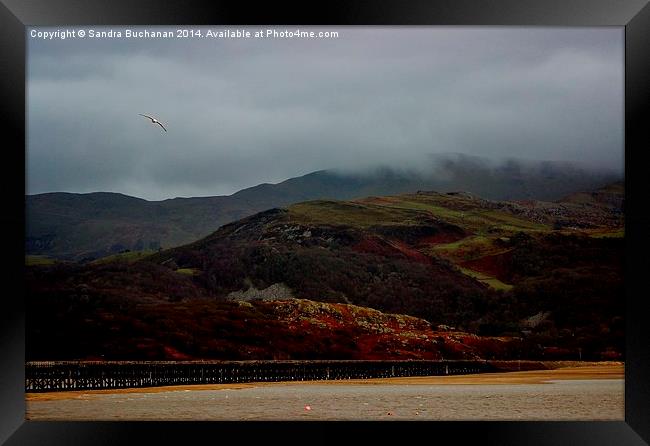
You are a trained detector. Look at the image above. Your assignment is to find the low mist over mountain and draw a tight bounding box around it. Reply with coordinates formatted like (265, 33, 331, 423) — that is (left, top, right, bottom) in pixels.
(26, 155, 620, 260)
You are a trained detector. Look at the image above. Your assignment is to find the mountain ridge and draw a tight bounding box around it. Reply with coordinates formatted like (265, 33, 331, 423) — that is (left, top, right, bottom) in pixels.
(27, 158, 621, 260)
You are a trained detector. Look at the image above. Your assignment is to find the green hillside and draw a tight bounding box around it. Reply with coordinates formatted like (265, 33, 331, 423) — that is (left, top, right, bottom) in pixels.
(26, 182, 624, 362)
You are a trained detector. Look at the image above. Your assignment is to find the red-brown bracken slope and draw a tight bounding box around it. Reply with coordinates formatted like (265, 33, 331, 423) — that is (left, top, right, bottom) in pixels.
(26, 182, 624, 361)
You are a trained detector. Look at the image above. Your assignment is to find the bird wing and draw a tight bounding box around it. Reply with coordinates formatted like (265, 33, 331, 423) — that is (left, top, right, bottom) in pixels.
(139, 113, 155, 121)
(156, 121, 167, 132)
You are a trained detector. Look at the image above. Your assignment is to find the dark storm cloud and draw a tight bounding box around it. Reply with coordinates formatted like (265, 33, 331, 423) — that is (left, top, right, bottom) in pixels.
(27, 27, 623, 200)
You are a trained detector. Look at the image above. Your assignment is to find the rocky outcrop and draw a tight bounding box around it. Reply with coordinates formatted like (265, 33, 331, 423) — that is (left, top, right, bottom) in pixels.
(226, 282, 294, 301)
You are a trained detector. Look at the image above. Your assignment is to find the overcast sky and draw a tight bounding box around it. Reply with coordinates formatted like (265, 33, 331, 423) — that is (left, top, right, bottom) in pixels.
(27, 26, 623, 201)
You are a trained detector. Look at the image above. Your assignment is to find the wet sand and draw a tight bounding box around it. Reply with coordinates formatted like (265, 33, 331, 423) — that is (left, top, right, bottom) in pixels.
(26, 362, 623, 402)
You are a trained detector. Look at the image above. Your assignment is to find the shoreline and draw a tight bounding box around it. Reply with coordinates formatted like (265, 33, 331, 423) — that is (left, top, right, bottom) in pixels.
(26, 362, 624, 402)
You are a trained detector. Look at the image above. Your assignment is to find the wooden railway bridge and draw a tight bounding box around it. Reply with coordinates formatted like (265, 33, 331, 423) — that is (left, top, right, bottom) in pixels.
(25, 360, 497, 392)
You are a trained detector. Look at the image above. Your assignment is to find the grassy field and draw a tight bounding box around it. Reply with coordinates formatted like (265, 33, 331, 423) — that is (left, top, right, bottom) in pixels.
(425, 235, 509, 263)
(459, 267, 513, 291)
(290, 195, 549, 236)
(288, 200, 427, 228)
(381, 199, 549, 234)
(25, 255, 56, 266)
(588, 228, 625, 239)
(90, 250, 157, 264)
(175, 268, 201, 276)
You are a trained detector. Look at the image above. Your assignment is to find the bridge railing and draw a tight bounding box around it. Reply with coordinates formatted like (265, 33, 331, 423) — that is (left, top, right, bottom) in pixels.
(25, 360, 498, 392)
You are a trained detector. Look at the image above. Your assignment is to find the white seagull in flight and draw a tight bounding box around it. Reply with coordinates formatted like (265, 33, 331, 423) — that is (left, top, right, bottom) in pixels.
(138, 113, 167, 132)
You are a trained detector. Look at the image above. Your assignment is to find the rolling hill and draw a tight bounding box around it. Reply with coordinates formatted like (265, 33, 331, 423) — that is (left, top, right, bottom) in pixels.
(26, 156, 620, 260)
(26, 181, 624, 361)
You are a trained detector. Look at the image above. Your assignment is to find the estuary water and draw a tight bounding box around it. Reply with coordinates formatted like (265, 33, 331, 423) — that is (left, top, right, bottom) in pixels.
(26, 378, 623, 421)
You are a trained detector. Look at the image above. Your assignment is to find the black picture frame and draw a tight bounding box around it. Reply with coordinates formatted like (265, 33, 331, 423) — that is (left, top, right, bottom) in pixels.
(1, 0, 649, 444)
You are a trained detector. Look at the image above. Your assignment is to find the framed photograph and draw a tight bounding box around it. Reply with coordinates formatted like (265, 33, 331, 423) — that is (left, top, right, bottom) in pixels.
(2, 0, 649, 444)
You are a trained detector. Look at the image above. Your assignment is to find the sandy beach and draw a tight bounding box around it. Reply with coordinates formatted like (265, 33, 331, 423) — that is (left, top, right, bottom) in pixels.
(26, 363, 624, 420)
